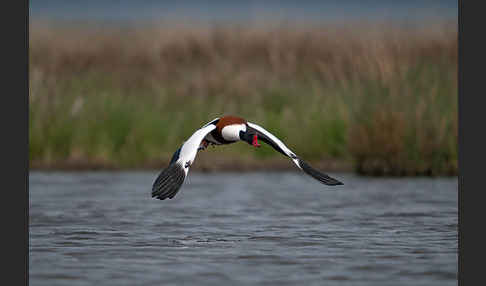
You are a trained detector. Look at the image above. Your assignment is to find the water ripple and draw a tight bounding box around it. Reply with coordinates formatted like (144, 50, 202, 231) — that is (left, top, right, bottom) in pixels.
(29, 171, 458, 286)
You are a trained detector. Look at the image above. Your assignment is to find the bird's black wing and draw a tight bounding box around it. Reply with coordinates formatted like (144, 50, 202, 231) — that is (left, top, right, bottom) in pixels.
(246, 122, 343, 186)
(152, 121, 218, 200)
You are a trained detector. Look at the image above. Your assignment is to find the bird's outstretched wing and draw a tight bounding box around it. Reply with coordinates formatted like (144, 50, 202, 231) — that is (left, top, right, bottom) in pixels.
(152, 121, 217, 200)
(246, 122, 343, 186)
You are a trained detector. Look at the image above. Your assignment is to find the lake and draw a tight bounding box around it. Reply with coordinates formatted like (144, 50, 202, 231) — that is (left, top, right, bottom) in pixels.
(29, 171, 457, 286)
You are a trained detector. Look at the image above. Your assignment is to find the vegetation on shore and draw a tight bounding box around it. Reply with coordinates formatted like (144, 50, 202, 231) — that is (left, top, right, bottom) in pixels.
(29, 21, 457, 175)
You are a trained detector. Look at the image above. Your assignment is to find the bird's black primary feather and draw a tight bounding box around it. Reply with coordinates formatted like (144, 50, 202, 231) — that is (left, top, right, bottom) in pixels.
(298, 159, 343, 186)
(152, 163, 186, 200)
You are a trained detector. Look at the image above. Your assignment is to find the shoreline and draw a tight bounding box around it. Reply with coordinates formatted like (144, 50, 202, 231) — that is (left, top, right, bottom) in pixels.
(29, 158, 353, 172)
(29, 158, 457, 177)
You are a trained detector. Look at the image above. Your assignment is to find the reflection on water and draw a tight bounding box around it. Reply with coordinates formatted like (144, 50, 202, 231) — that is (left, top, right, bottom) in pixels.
(29, 171, 457, 286)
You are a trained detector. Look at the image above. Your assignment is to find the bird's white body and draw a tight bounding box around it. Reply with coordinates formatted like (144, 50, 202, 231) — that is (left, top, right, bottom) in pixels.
(221, 124, 246, 142)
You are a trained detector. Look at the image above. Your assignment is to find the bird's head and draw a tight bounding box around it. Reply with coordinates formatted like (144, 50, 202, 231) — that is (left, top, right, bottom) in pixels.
(239, 131, 261, 148)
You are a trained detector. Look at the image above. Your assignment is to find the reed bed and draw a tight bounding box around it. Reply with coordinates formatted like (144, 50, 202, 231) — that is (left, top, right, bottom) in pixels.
(29, 21, 457, 175)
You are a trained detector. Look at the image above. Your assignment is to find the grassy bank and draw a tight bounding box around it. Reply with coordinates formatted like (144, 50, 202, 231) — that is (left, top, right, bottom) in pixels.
(29, 21, 457, 175)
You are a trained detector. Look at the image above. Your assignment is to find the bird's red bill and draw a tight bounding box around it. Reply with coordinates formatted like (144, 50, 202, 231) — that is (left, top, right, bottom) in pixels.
(252, 134, 261, 147)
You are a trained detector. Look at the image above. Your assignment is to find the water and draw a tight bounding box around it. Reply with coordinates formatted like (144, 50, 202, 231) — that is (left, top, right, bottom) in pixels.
(29, 171, 457, 286)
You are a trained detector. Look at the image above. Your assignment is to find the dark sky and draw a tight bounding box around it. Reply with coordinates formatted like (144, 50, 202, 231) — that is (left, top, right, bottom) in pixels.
(30, 0, 457, 23)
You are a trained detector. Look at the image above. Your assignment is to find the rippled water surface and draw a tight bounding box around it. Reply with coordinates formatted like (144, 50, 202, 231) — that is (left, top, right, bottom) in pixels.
(29, 171, 457, 286)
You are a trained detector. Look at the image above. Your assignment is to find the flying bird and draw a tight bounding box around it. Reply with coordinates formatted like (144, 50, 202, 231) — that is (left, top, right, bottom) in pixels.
(152, 115, 343, 200)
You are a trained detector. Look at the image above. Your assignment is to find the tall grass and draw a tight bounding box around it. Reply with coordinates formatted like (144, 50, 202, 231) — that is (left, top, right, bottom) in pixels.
(29, 21, 457, 175)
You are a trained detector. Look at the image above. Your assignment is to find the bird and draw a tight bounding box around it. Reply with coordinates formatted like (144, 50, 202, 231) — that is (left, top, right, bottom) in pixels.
(152, 115, 343, 200)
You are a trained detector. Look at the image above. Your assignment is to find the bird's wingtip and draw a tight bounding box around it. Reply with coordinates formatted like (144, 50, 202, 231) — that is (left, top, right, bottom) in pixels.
(151, 163, 186, 200)
(298, 159, 344, 186)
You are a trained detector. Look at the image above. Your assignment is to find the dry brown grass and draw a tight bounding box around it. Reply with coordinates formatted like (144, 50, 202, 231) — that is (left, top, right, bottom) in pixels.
(30, 21, 456, 93)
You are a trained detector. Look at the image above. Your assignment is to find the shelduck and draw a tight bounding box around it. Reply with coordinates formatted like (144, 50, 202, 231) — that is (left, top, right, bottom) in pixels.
(152, 115, 343, 200)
